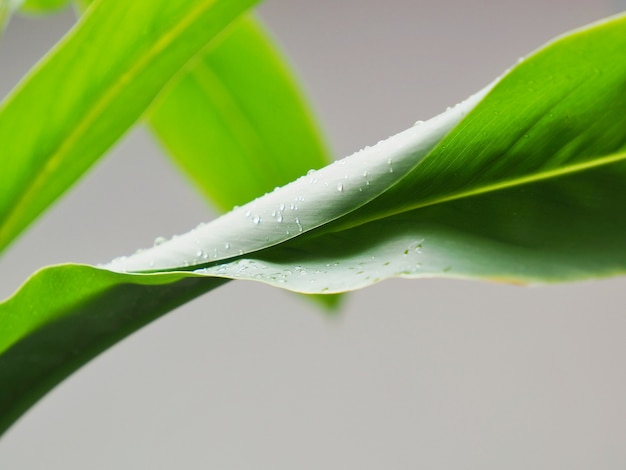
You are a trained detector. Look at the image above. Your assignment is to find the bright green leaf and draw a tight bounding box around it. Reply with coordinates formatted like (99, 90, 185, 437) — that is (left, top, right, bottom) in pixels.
(0, 0, 258, 255)
(19, 0, 69, 14)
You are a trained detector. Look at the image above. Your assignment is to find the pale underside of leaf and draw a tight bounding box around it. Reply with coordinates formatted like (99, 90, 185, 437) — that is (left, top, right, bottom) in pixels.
(105, 83, 494, 273)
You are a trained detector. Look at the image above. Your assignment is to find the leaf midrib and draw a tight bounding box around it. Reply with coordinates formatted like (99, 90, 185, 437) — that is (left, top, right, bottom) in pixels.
(338, 150, 626, 233)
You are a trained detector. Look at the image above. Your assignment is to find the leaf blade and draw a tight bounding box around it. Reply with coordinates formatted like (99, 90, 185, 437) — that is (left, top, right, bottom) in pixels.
(0, 0, 258, 254)
(0, 265, 224, 436)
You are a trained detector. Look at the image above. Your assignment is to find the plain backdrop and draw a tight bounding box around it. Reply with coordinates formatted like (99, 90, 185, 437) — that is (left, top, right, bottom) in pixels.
(1, 1, 626, 468)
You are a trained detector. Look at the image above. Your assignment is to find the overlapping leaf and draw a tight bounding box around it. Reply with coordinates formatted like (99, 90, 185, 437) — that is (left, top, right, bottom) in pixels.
(145, 15, 341, 308)
(2, 13, 626, 437)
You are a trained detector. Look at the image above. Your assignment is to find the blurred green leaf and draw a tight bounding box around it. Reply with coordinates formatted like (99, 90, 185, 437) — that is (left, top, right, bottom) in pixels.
(149, 14, 331, 213)
(0, 0, 258, 255)
(19, 0, 69, 14)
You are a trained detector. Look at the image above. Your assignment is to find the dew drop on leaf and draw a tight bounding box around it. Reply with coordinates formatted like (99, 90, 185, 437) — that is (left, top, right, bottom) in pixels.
(153, 236, 167, 246)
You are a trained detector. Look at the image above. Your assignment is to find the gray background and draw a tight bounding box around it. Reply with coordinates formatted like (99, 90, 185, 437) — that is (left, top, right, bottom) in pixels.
(1, 1, 626, 468)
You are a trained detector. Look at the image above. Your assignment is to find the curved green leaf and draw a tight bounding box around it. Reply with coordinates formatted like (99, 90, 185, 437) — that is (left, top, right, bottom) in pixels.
(2, 12, 626, 437)
(0, 0, 258, 254)
(0, 265, 224, 436)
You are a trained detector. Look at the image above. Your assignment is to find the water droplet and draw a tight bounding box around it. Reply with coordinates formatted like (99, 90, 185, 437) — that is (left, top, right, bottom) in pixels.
(337, 183, 344, 192)
(225, 242, 230, 250)
(387, 159, 393, 173)
(295, 217, 303, 232)
(253, 216, 261, 224)
(279, 203, 285, 211)
(277, 214, 284, 223)
(414, 120, 424, 126)
(245, 210, 251, 217)
(307, 169, 316, 175)
(153, 236, 167, 246)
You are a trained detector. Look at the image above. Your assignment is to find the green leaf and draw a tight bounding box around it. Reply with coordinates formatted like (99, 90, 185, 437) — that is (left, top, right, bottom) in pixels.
(0, 0, 258, 255)
(0, 265, 225, 436)
(19, 0, 69, 14)
(149, 14, 332, 213)
(3, 12, 626, 437)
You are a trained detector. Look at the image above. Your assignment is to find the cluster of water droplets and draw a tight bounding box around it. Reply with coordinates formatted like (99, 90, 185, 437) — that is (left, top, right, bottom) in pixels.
(192, 235, 434, 293)
(104, 82, 495, 275)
